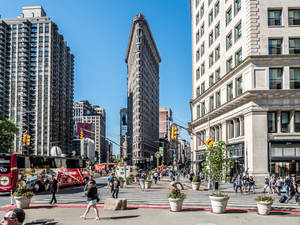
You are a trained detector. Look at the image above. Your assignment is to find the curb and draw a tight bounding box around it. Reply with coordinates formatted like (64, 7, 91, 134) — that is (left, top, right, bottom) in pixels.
(1, 204, 300, 213)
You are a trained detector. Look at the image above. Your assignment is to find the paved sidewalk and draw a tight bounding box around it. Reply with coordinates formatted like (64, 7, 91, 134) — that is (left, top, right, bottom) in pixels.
(0, 207, 299, 225)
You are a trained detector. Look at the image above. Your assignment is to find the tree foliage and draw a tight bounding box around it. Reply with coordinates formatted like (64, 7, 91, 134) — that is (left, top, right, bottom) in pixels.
(0, 118, 18, 153)
(203, 141, 233, 185)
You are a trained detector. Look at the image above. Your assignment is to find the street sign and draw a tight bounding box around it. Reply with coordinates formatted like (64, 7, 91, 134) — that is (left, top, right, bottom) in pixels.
(205, 138, 214, 147)
(155, 152, 161, 158)
(173, 154, 176, 158)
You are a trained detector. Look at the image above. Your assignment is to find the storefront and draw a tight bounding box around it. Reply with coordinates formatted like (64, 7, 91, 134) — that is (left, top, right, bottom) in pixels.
(269, 140, 300, 182)
(227, 142, 245, 176)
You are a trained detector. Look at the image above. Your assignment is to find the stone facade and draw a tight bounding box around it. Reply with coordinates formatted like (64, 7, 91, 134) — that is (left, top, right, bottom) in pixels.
(125, 13, 161, 168)
(190, 0, 300, 182)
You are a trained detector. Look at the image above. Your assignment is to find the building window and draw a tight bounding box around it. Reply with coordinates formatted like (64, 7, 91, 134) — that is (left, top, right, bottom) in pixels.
(234, 0, 241, 14)
(227, 82, 233, 101)
(215, 23, 220, 39)
(290, 68, 300, 89)
(215, 1, 220, 17)
(209, 53, 214, 67)
(196, 68, 200, 80)
(196, 30, 200, 43)
(197, 105, 200, 118)
(236, 76, 243, 96)
(235, 22, 242, 41)
(268, 112, 277, 133)
(215, 45, 220, 61)
(268, 9, 282, 26)
(209, 10, 214, 26)
(215, 68, 221, 81)
(226, 7, 232, 25)
(226, 32, 232, 50)
(201, 82, 205, 94)
(288, 9, 300, 25)
(196, 86, 200, 97)
(200, 23, 205, 37)
(196, 49, 200, 62)
(226, 57, 233, 72)
(201, 42, 205, 56)
(209, 95, 214, 112)
(295, 111, 300, 132)
(216, 91, 221, 107)
(209, 74, 214, 86)
(289, 38, 300, 54)
(195, 0, 200, 8)
(229, 120, 234, 138)
(201, 62, 205, 76)
(209, 31, 214, 46)
(269, 39, 282, 55)
(236, 118, 240, 137)
(200, 4, 204, 18)
(269, 68, 283, 89)
(235, 49, 242, 65)
(196, 12, 200, 25)
(281, 112, 290, 133)
(201, 102, 205, 116)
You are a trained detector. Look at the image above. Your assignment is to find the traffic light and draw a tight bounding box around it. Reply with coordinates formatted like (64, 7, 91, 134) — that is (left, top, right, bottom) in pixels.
(22, 134, 27, 145)
(26, 135, 30, 146)
(80, 131, 83, 139)
(171, 126, 178, 140)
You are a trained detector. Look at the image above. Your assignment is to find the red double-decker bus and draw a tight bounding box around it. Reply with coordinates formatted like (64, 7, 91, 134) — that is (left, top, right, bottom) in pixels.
(0, 153, 90, 192)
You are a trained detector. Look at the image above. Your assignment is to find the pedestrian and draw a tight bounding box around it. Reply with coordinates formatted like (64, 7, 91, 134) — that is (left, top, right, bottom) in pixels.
(276, 176, 283, 196)
(270, 176, 276, 194)
(112, 177, 120, 198)
(248, 176, 255, 193)
(263, 176, 270, 193)
(232, 174, 237, 191)
(1, 208, 25, 225)
(47, 175, 59, 204)
(235, 175, 242, 193)
(139, 172, 146, 191)
(80, 180, 100, 220)
(153, 171, 158, 184)
(284, 175, 291, 196)
(84, 175, 96, 192)
(287, 180, 299, 204)
(108, 173, 114, 193)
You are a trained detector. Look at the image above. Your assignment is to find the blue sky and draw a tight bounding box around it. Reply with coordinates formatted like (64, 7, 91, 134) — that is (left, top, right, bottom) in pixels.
(2, 0, 192, 154)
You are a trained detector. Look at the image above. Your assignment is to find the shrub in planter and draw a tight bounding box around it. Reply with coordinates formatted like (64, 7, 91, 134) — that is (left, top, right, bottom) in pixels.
(168, 188, 186, 212)
(118, 177, 125, 188)
(255, 195, 274, 215)
(145, 179, 152, 189)
(192, 176, 200, 191)
(13, 185, 34, 209)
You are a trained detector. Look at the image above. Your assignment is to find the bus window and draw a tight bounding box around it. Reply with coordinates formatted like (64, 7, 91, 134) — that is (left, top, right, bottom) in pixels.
(66, 159, 79, 168)
(55, 158, 62, 168)
(30, 156, 44, 168)
(78, 159, 83, 168)
(61, 158, 67, 168)
(16, 156, 25, 169)
(0, 156, 11, 174)
(24, 156, 30, 168)
(47, 158, 56, 168)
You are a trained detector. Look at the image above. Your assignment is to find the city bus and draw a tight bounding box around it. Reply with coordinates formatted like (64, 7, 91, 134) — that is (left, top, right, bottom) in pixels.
(0, 153, 90, 193)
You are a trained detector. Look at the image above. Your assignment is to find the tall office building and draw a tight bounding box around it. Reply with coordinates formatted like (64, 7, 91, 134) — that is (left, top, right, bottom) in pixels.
(159, 107, 172, 140)
(189, 0, 300, 181)
(126, 13, 161, 168)
(73, 100, 106, 163)
(0, 6, 74, 155)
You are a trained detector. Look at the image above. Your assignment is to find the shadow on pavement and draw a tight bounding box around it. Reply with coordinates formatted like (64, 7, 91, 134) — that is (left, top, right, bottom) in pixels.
(25, 218, 58, 225)
(182, 208, 205, 212)
(269, 211, 290, 216)
(103, 215, 140, 220)
(225, 209, 248, 214)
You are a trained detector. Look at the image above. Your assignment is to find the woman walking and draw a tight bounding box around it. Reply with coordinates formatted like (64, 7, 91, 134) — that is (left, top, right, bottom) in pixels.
(112, 177, 120, 198)
(80, 180, 100, 220)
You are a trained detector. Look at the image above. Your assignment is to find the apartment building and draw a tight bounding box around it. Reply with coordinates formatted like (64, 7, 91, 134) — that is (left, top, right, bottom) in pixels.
(126, 13, 161, 168)
(0, 6, 74, 155)
(190, 0, 300, 182)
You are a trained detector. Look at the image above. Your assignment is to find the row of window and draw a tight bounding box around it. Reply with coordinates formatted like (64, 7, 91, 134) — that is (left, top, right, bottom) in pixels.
(268, 9, 300, 26)
(268, 111, 300, 133)
(269, 38, 300, 55)
(270, 68, 300, 89)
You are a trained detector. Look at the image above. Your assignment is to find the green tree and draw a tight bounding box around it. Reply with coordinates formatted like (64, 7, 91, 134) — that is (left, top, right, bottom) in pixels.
(203, 141, 233, 191)
(0, 118, 18, 153)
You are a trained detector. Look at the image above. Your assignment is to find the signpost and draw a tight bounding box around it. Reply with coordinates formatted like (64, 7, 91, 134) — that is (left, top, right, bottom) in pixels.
(205, 138, 214, 147)
(155, 152, 160, 169)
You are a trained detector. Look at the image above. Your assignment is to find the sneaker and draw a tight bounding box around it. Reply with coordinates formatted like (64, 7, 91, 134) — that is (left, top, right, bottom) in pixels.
(80, 215, 86, 220)
(95, 217, 100, 220)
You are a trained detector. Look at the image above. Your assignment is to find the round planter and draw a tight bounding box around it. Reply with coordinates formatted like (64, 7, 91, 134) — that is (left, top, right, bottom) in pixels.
(119, 181, 125, 188)
(134, 177, 139, 182)
(168, 198, 184, 212)
(192, 182, 200, 191)
(209, 195, 229, 214)
(14, 196, 31, 209)
(257, 201, 273, 215)
(145, 181, 152, 189)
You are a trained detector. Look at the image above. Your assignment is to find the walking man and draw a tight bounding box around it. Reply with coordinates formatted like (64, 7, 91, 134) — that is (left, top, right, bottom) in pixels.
(235, 175, 242, 193)
(47, 175, 59, 204)
(112, 177, 120, 198)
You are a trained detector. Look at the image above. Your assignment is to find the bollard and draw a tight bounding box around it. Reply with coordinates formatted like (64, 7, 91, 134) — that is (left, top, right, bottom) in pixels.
(10, 189, 13, 205)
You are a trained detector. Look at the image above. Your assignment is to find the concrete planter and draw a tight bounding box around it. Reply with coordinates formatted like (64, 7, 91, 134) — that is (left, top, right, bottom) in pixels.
(192, 182, 200, 191)
(209, 195, 229, 214)
(14, 196, 31, 209)
(168, 198, 184, 212)
(257, 201, 273, 215)
(119, 181, 125, 188)
(134, 177, 139, 183)
(145, 181, 152, 189)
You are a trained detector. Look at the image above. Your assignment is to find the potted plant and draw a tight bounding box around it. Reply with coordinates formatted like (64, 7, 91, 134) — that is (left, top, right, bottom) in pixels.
(134, 174, 140, 182)
(255, 195, 274, 215)
(118, 177, 125, 188)
(203, 141, 233, 214)
(145, 179, 152, 189)
(13, 185, 34, 209)
(192, 175, 200, 191)
(168, 188, 186, 212)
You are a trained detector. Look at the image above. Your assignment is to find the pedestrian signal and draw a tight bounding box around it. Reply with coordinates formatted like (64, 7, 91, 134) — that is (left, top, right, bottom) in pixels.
(80, 131, 83, 139)
(26, 135, 30, 146)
